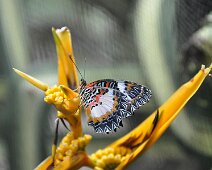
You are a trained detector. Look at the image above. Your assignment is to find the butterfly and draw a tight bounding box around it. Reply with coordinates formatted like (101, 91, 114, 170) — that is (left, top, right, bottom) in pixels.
(79, 79, 152, 134)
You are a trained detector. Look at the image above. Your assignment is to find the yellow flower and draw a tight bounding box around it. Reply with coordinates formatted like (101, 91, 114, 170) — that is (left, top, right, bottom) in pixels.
(54, 133, 92, 167)
(14, 27, 82, 138)
(13, 27, 212, 170)
(90, 147, 131, 170)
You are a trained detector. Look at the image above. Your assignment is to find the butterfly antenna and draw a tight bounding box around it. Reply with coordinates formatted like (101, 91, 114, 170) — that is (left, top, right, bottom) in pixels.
(68, 54, 84, 79)
(84, 57, 86, 80)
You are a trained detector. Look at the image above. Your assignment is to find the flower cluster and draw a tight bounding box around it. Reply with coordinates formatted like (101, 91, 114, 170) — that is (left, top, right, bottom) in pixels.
(54, 133, 92, 167)
(90, 147, 131, 170)
(44, 85, 80, 116)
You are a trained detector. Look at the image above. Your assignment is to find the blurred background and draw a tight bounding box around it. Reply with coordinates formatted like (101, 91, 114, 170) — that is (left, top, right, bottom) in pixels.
(0, 0, 212, 169)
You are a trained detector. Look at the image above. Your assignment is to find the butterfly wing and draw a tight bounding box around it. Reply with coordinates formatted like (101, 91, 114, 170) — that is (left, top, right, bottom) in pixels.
(85, 79, 152, 114)
(115, 80, 152, 113)
(80, 87, 131, 133)
(80, 79, 152, 133)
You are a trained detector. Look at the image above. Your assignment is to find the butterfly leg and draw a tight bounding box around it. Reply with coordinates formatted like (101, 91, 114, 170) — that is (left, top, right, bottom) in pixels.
(60, 118, 70, 131)
(52, 118, 60, 164)
(73, 86, 80, 92)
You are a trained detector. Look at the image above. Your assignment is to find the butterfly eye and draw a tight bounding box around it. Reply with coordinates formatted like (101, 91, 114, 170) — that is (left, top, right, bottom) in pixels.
(81, 79, 86, 86)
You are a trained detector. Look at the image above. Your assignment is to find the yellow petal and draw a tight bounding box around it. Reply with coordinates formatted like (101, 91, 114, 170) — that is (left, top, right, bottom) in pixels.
(52, 27, 79, 91)
(113, 64, 211, 169)
(59, 85, 79, 99)
(144, 64, 212, 150)
(52, 27, 83, 139)
(13, 68, 49, 91)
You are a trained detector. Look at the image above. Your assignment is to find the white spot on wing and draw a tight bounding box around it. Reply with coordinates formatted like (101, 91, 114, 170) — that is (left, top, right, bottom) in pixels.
(117, 82, 131, 100)
(91, 89, 114, 118)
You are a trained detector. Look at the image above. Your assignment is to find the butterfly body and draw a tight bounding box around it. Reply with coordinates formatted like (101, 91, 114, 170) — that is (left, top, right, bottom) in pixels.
(80, 79, 152, 133)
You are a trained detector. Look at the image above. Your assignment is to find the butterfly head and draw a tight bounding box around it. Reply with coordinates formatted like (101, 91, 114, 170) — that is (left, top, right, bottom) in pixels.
(80, 78, 87, 89)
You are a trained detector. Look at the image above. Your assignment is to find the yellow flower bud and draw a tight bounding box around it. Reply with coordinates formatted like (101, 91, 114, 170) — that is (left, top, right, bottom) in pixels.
(54, 159, 61, 166)
(65, 150, 73, 156)
(96, 159, 105, 168)
(56, 153, 64, 161)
